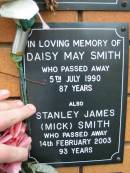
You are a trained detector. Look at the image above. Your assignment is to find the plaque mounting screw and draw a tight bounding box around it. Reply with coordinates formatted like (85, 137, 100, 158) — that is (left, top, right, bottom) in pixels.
(117, 157, 121, 161)
(121, 0, 128, 7)
(121, 26, 126, 32)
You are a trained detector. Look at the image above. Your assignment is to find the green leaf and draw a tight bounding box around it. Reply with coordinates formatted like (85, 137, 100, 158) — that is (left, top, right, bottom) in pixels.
(26, 162, 58, 173)
(19, 16, 36, 31)
(22, 162, 33, 173)
(10, 53, 23, 63)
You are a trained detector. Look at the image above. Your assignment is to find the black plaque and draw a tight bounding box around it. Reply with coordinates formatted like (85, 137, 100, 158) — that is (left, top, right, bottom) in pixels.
(36, 0, 130, 11)
(24, 23, 129, 166)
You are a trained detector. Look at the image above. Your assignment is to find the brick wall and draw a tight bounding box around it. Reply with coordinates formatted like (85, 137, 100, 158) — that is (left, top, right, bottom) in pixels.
(0, 9, 130, 173)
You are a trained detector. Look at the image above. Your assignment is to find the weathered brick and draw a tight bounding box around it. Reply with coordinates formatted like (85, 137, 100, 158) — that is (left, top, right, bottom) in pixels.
(82, 11, 130, 38)
(57, 167, 79, 173)
(41, 11, 78, 22)
(0, 74, 20, 97)
(0, 11, 78, 43)
(0, 47, 20, 96)
(0, 18, 16, 43)
(125, 97, 130, 142)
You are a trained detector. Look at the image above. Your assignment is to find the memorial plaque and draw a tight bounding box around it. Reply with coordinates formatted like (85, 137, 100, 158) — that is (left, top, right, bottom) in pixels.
(24, 23, 129, 166)
(36, 0, 130, 11)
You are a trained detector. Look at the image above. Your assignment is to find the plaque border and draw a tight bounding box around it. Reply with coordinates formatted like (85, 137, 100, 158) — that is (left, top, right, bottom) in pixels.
(40, 0, 118, 5)
(24, 23, 128, 166)
(36, 0, 130, 11)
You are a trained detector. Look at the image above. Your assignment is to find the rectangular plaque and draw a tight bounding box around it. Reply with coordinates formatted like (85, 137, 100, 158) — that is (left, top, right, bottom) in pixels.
(36, 0, 130, 10)
(24, 23, 129, 166)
